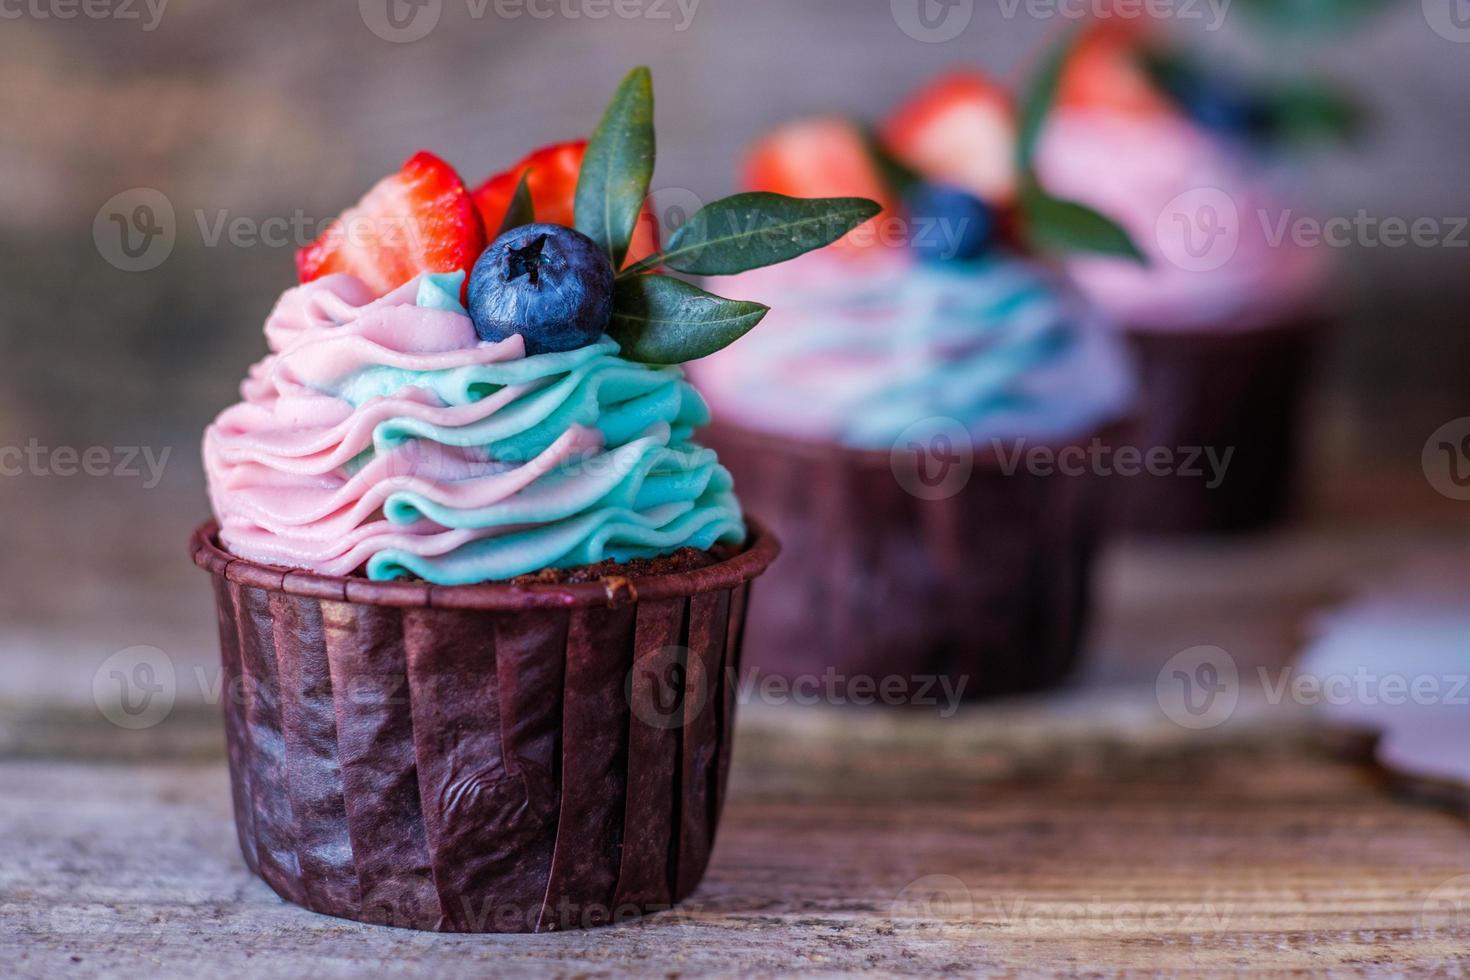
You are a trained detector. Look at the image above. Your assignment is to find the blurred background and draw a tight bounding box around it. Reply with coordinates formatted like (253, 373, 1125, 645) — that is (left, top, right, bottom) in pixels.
(1, 0, 1467, 717)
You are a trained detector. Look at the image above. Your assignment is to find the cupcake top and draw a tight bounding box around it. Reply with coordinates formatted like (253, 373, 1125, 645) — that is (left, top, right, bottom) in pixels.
(689, 64, 1142, 449)
(203, 68, 877, 584)
(1035, 25, 1328, 331)
(691, 250, 1132, 449)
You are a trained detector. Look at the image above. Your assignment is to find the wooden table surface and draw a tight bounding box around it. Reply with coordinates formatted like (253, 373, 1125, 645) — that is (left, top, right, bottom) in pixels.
(5, 691, 1469, 978)
(4, 464, 1469, 977)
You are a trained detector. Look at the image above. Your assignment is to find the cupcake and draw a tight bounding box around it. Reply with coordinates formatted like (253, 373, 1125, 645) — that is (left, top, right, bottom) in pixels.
(1037, 24, 1330, 533)
(687, 66, 1140, 700)
(193, 68, 875, 932)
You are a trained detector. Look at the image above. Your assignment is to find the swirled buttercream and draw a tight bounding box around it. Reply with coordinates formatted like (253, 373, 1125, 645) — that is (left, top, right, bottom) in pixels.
(687, 250, 1134, 449)
(204, 272, 743, 583)
(1037, 111, 1324, 331)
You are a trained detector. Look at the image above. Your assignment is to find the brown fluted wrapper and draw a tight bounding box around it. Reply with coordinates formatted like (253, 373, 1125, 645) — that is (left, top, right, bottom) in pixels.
(189, 520, 777, 933)
(1114, 318, 1322, 535)
(702, 424, 1113, 699)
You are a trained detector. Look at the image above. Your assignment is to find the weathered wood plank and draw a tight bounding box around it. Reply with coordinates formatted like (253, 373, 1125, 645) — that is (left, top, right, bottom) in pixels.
(3, 699, 1468, 977)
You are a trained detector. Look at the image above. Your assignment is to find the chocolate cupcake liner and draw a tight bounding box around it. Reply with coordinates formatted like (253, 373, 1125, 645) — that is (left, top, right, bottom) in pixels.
(703, 424, 1115, 701)
(190, 520, 776, 933)
(1114, 318, 1323, 535)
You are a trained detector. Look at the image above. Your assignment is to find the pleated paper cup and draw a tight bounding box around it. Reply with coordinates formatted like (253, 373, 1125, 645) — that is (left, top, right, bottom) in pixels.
(702, 424, 1115, 701)
(1114, 318, 1322, 535)
(189, 519, 778, 933)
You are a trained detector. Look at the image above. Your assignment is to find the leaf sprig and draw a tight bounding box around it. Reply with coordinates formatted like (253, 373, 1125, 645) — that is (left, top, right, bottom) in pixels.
(574, 67, 878, 365)
(1015, 27, 1146, 264)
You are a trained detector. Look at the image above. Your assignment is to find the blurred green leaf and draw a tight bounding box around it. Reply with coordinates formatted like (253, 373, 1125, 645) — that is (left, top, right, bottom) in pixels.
(1020, 182, 1146, 263)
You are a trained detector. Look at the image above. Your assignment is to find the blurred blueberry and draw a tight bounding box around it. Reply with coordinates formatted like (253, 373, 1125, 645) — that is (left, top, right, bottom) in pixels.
(468, 223, 614, 355)
(904, 184, 995, 263)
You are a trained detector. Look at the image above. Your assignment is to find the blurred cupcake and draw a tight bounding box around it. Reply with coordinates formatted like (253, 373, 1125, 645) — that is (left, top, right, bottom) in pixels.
(688, 68, 1139, 700)
(1037, 24, 1332, 533)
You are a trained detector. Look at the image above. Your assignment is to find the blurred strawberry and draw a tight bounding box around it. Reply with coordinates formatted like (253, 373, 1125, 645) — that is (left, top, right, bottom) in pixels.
(472, 140, 659, 269)
(296, 151, 486, 301)
(1056, 22, 1175, 119)
(744, 117, 894, 250)
(882, 71, 1018, 205)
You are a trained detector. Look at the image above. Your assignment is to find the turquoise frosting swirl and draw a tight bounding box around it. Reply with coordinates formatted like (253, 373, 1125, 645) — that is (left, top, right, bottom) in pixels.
(211, 272, 744, 585)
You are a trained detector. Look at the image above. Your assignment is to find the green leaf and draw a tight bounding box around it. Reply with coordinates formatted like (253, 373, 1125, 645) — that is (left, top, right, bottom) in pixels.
(1232, 0, 1394, 33)
(575, 66, 656, 270)
(860, 125, 921, 199)
(1016, 25, 1079, 172)
(1259, 82, 1361, 146)
(609, 274, 768, 364)
(1021, 183, 1146, 263)
(495, 169, 536, 238)
(626, 192, 881, 278)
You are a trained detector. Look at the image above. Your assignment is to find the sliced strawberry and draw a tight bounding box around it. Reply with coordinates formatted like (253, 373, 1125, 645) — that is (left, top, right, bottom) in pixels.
(1056, 22, 1176, 119)
(882, 71, 1018, 206)
(297, 151, 486, 301)
(472, 140, 659, 269)
(743, 117, 894, 250)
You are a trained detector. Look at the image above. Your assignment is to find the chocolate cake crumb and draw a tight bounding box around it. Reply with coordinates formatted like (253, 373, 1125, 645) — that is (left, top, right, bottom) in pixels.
(508, 547, 725, 585)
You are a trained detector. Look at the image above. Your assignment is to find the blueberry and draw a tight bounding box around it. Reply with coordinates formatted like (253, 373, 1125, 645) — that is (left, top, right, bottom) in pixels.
(904, 184, 996, 263)
(1170, 75, 1269, 141)
(467, 223, 614, 355)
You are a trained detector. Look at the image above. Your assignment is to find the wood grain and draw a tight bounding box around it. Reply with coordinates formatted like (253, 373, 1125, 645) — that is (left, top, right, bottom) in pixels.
(4, 697, 1468, 977)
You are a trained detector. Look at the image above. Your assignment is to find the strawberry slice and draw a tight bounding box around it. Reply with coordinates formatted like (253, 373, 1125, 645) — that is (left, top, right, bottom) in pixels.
(882, 71, 1018, 205)
(472, 140, 659, 269)
(297, 151, 486, 301)
(1057, 22, 1176, 119)
(743, 117, 894, 250)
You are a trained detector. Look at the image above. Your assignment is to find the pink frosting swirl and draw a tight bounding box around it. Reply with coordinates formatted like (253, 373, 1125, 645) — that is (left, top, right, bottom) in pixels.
(203, 275, 606, 576)
(1037, 111, 1325, 331)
